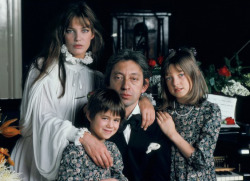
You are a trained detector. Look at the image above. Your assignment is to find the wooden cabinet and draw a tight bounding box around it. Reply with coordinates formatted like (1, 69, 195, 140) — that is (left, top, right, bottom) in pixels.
(111, 11, 171, 59)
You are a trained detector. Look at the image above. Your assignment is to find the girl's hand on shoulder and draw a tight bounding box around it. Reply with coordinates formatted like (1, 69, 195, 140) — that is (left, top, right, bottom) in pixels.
(156, 111, 177, 139)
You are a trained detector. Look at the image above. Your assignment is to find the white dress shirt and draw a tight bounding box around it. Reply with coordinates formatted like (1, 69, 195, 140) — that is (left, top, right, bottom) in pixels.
(123, 103, 141, 144)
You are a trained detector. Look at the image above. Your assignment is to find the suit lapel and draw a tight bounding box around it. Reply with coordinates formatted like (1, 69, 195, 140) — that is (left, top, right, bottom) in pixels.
(128, 125, 152, 152)
(109, 131, 127, 156)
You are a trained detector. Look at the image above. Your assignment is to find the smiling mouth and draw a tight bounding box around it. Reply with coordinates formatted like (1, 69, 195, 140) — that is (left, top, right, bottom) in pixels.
(104, 129, 113, 134)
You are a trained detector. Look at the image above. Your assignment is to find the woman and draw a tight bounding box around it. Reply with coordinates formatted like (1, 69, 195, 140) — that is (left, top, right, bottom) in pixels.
(11, 2, 154, 180)
(156, 48, 221, 180)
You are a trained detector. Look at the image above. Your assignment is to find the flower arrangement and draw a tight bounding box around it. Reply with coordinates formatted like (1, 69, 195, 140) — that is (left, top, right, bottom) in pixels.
(203, 41, 250, 97)
(148, 56, 164, 98)
(0, 110, 22, 181)
(203, 41, 250, 126)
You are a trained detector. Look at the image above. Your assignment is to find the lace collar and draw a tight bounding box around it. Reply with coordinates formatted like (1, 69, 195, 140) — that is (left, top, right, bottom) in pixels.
(60, 44, 93, 65)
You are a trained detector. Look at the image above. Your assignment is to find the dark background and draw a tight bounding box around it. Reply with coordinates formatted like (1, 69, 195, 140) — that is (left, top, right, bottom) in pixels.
(1, 0, 250, 166)
(22, 0, 250, 75)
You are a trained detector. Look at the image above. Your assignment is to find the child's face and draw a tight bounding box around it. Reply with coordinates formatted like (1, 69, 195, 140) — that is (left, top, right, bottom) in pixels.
(165, 64, 192, 104)
(89, 110, 121, 142)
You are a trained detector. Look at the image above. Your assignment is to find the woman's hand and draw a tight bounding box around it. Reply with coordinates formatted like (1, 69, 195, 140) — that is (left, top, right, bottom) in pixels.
(79, 133, 113, 168)
(139, 96, 155, 130)
(156, 111, 177, 139)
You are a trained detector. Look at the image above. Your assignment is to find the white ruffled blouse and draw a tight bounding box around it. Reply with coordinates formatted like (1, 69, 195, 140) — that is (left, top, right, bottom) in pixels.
(12, 56, 104, 180)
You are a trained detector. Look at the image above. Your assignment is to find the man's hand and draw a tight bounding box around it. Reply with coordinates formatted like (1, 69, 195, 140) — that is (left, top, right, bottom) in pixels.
(79, 133, 113, 168)
(139, 96, 155, 130)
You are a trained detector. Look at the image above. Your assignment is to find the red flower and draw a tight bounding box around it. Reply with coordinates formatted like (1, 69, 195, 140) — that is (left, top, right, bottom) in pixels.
(218, 66, 231, 77)
(225, 117, 235, 125)
(157, 56, 164, 65)
(148, 59, 156, 67)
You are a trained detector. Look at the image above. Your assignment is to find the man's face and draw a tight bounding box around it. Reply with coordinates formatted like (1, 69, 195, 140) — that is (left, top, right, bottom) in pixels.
(109, 60, 149, 115)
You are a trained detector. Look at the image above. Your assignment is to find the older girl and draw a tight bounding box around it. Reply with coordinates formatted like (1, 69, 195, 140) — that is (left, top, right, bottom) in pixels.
(157, 48, 221, 180)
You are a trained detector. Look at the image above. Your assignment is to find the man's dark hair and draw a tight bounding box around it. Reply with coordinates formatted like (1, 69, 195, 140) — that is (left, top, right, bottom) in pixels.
(104, 49, 150, 86)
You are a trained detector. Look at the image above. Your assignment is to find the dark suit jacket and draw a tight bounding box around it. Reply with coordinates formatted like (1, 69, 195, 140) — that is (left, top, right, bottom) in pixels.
(109, 114, 171, 181)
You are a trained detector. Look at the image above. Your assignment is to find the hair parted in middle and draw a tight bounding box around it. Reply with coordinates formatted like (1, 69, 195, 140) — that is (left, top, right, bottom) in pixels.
(33, 1, 104, 97)
(160, 48, 208, 110)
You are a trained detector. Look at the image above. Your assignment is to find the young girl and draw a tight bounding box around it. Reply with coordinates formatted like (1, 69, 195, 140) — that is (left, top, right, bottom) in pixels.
(156, 48, 221, 180)
(57, 88, 128, 181)
(11, 1, 153, 180)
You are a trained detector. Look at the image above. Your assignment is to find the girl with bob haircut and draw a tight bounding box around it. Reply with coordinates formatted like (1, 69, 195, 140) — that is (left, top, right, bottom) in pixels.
(156, 48, 221, 180)
(160, 48, 208, 109)
(58, 88, 128, 180)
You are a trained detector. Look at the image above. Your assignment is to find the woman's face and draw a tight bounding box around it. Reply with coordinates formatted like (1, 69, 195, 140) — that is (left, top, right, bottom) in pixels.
(89, 110, 121, 142)
(165, 64, 192, 104)
(64, 17, 94, 59)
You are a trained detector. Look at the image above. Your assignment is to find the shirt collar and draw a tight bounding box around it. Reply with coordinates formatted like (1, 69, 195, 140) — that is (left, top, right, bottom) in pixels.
(127, 103, 141, 120)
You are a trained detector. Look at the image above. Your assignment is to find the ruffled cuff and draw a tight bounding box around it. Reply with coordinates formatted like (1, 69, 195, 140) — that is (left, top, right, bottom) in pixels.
(66, 127, 91, 146)
(141, 93, 156, 106)
(74, 128, 91, 146)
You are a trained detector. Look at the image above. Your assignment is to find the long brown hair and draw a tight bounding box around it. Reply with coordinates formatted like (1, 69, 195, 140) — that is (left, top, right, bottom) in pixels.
(160, 48, 208, 110)
(33, 1, 104, 97)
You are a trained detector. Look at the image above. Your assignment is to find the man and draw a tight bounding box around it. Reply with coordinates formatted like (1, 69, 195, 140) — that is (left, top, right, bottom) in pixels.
(105, 49, 171, 181)
(81, 49, 171, 180)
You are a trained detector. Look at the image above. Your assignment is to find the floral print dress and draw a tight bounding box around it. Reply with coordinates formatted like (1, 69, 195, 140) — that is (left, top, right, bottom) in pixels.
(57, 141, 128, 181)
(167, 100, 221, 181)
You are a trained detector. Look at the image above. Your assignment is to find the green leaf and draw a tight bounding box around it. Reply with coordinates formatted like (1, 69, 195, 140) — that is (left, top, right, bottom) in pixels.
(214, 83, 221, 92)
(235, 53, 242, 66)
(209, 78, 215, 86)
(230, 68, 235, 74)
(207, 85, 212, 93)
(209, 64, 216, 74)
(196, 61, 202, 66)
(224, 57, 231, 68)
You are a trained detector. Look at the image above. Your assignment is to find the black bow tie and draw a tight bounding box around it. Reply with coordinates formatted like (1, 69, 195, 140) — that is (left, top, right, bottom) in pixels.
(119, 114, 142, 132)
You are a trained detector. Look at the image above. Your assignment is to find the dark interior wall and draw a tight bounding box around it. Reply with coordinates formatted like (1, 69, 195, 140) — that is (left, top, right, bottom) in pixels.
(21, 0, 250, 77)
(1, 0, 250, 155)
(168, 1, 250, 67)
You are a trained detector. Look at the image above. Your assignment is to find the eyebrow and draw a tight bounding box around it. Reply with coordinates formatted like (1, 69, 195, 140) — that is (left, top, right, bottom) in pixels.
(112, 71, 140, 76)
(67, 26, 90, 29)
